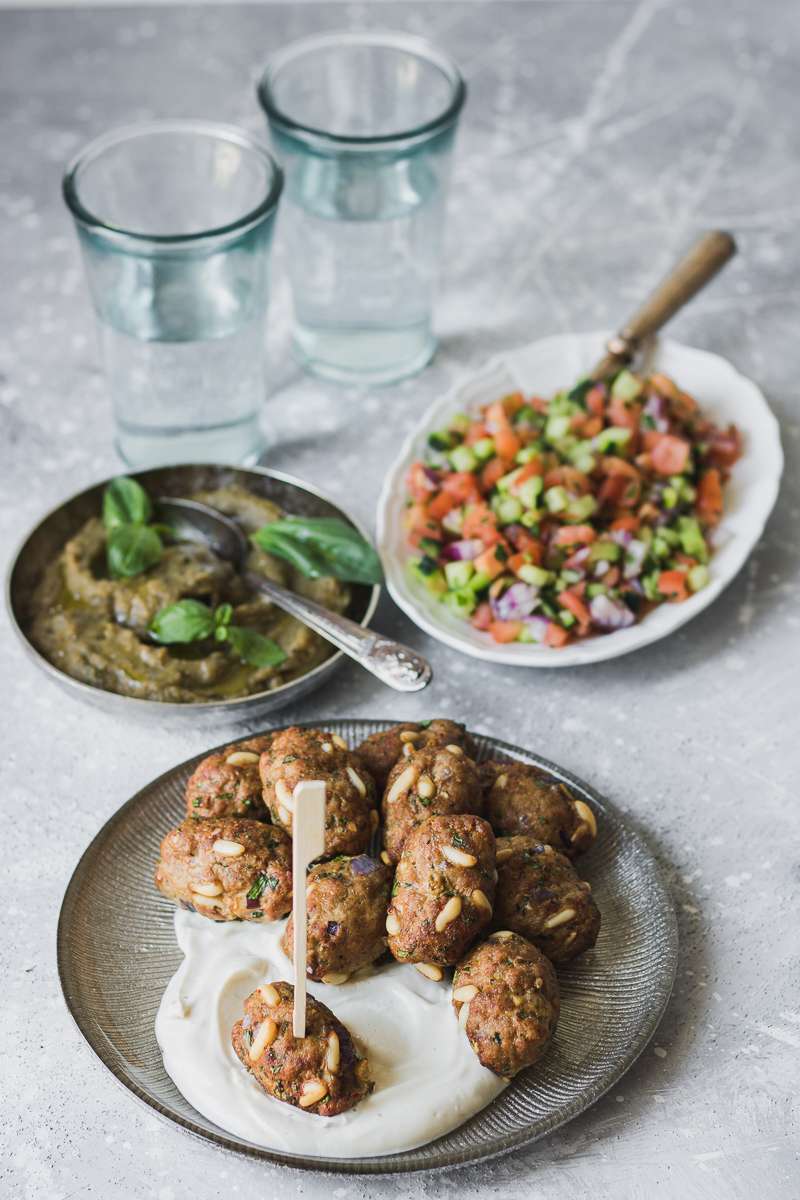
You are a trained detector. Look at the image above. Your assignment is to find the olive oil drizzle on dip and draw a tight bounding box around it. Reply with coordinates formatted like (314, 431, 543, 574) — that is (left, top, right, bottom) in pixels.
(27, 486, 350, 703)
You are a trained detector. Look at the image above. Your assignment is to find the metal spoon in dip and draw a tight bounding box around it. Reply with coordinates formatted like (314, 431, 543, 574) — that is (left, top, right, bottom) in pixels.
(155, 496, 432, 693)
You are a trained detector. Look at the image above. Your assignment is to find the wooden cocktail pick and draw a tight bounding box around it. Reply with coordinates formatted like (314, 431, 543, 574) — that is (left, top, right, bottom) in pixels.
(291, 779, 326, 1038)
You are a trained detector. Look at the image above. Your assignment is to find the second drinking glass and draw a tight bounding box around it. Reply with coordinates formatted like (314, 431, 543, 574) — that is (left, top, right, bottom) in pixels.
(258, 31, 466, 385)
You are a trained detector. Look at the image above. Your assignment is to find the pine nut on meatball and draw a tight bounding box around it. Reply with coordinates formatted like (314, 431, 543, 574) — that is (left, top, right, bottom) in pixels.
(184, 734, 275, 820)
(355, 719, 475, 791)
(232, 981, 373, 1116)
(452, 931, 560, 1078)
(260, 727, 376, 858)
(282, 854, 392, 983)
(494, 837, 600, 962)
(155, 816, 292, 922)
(387, 813, 496, 970)
(480, 761, 597, 857)
(382, 745, 483, 864)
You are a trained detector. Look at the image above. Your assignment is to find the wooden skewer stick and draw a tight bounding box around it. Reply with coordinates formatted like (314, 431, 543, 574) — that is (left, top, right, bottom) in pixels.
(291, 779, 326, 1038)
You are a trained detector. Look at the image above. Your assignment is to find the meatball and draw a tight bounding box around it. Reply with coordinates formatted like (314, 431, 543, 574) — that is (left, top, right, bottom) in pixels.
(260, 727, 376, 858)
(184, 734, 275, 820)
(232, 981, 372, 1116)
(155, 816, 292, 922)
(386, 813, 496, 975)
(452, 931, 560, 1078)
(480, 761, 597, 857)
(356, 719, 475, 791)
(494, 837, 600, 962)
(382, 744, 483, 864)
(282, 854, 392, 983)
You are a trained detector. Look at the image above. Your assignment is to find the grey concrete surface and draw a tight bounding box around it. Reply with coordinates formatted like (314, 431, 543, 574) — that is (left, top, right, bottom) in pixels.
(1, 2, 799, 1198)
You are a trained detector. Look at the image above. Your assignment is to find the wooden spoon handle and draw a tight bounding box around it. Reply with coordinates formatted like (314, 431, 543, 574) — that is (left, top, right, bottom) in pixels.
(590, 230, 737, 380)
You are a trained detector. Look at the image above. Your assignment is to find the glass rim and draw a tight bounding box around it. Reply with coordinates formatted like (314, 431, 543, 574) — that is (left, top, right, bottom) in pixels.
(257, 30, 466, 148)
(62, 119, 284, 246)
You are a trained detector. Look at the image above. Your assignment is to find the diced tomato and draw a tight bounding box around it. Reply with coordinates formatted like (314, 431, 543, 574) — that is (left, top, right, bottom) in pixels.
(507, 551, 531, 575)
(543, 465, 591, 494)
(608, 393, 642, 434)
(707, 425, 742, 469)
(426, 491, 458, 521)
(545, 623, 571, 648)
(558, 589, 591, 628)
(463, 502, 499, 545)
(650, 434, 691, 476)
(610, 515, 640, 533)
(502, 391, 525, 416)
(406, 461, 438, 502)
(506, 529, 543, 561)
(657, 570, 689, 601)
(404, 502, 428, 531)
(582, 415, 604, 438)
(464, 421, 489, 445)
(480, 456, 512, 492)
(509, 460, 544, 491)
(552, 524, 597, 547)
(586, 384, 607, 417)
(602, 567, 620, 588)
(494, 426, 521, 461)
(489, 619, 523, 643)
(674, 553, 698, 569)
(475, 545, 509, 580)
(441, 471, 481, 504)
(408, 520, 442, 550)
(486, 401, 512, 430)
(696, 467, 723, 525)
(471, 602, 493, 631)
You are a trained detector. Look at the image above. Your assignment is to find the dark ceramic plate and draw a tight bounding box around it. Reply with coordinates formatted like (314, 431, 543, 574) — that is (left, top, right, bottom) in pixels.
(57, 721, 677, 1174)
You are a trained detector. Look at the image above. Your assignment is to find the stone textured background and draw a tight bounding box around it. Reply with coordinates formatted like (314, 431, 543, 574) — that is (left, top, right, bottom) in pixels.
(1, 2, 798, 1198)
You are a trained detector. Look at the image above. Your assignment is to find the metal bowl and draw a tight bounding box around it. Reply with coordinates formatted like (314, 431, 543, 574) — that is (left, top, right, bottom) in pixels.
(6, 464, 379, 722)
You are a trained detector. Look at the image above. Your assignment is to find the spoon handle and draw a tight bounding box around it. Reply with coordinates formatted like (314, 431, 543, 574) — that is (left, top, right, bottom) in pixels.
(243, 570, 432, 693)
(589, 230, 736, 380)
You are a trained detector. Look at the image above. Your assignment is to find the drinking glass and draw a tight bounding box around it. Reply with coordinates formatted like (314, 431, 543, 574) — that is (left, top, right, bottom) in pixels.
(258, 32, 466, 385)
(63, 121, 283, 467)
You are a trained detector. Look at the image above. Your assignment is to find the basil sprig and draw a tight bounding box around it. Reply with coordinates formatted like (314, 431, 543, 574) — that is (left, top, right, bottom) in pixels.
(102, 476, 164, 579)
(149, 600, 287, 669)
(252, 517, 382, 585)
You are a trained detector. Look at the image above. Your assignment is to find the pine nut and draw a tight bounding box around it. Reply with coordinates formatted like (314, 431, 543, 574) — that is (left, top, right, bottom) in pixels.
(580, 880, 593, 892)
(380, 850, 392, 865)
(331, 735, 348, 751)
(248, 1017, 277, 1061)
(192, 893, 223, 908)
(543, 907, 576, 930)
(321, 742, 333, 753)
(325, 1030, 340, 1073)
(277, 805, 291, 825)
(258, 984, 280, 1007)
(495, 846, 513, 864)
(445, 744, 463, 755)
(471, 889, 493, 915)
(386, 765, 416, 804)
(453, 984, 478, 1004)
(414, 962, 443, 982)
(435, 896, 462, 932)
(306, 883, 316, 901)
(402, 742, 415, 757)
(417, 774, 435, 799)
(299, 1079, 328, 1108)
(493, 773, 508, 790)
(226, 751, 260, 766)
(192, 881, 223, 897)
(212, 839, 245, 857)
(442, 845, 477, 868)
(492, 930, 514, 941)
(512, 994, 523, 1007)
(386, 912, 401, 935)
(275, 779, 294, 810)
(321, 972, 349, 985)
(370, 808, 379, 831)
(572, 799, 597, 839)
(399, 730, 419, 743)
(563, 930, 577, 946)
(346, 766, 367, 797)
(458, 1000, 471, 1029)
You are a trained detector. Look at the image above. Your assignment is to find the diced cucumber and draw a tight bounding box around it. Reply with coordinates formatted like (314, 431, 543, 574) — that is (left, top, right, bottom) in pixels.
(593, 425, 632, 453)
(588, 540, 621, 563)
(652, 536, 671, 560)
(642, 571, 662, 601)
(520, 510, 542, 530)
(409, 560, 447, 595)
(560, 569, 583, 585)
(449, 444, 478, 473)
(428, 429, 456, 452)
(610, 369, 643, 402)
(497, 466, 524, 493)
(545, 414, 572, 442)
(558, 610, 577, 628)
(472, 437, 496, 462)
(568, 442, 597, 474)
(586, 583, 607, 599)
(466, 570, 493, 594)
(494, 495, 523, 524)
(517, 624, 537, 643)
(418, 536, 442, 557)
(662, 486, 679, 510)
(516, 443, 543, 464)
(566, 493, 598, 522)
(442, 588, 477, 618)
(516, 475, 543, 510)
(676, 516, 709, 562)
(518, 564, 554, 588)
(444, 560, 475, 590)
(450, 413, 470, 435)
(688, 564, 710, 592)
(544, 485, 569, 513)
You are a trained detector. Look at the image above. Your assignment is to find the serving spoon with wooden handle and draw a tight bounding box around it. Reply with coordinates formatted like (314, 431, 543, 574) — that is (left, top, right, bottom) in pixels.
(589, 229, 736, 381)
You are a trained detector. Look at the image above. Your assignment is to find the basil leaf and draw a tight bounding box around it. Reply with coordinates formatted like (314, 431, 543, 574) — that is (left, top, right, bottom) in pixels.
(107, 524, 163, 579)
(226, 625, 287, 668)
(253, 517, 382, 585)
(103, 476, 152, 530)
(149, 599, 216, 644)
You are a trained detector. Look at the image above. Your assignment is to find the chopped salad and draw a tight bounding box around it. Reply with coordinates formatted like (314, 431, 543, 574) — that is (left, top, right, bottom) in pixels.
(403, 370, 742, 647)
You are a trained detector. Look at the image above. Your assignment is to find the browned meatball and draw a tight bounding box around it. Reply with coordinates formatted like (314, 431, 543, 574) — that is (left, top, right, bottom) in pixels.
(386, 813, 496, 975)
(282, 854, 392, 983)
(155, 817, 292, 922)
(494, 837, 600, 962)
(184, 734, 275, 820)
(452, 931, 560, 1078)
(356, 719, 475, 791)
(480, 761, 597, 857)
(232, 981, 372, 1116)
(382, 745, 483, 865)
(260, 727, 376, 858)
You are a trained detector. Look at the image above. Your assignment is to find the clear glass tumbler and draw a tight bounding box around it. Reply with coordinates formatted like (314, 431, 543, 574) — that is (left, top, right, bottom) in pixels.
(63, 120, 283, 467)
(258, 32, 466, 385)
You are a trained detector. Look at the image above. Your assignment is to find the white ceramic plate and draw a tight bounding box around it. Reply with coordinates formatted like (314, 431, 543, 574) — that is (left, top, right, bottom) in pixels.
(376, 332, 783, 667)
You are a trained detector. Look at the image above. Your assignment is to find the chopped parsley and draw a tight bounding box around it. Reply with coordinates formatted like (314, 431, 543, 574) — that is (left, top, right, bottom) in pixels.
(246, 872, 278, 900)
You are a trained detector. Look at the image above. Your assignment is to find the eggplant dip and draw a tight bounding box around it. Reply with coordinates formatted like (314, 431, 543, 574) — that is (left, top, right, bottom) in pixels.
(27, 485, 352, 703)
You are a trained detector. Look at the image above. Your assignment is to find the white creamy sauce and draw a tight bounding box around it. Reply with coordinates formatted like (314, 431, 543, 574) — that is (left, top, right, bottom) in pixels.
(155, 910, 506, 1158)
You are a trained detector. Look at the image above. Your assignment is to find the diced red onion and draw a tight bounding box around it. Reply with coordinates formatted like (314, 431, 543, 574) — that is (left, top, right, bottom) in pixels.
(589, 594, 636, 630)
(491, 581, 538, 621)
(594, 560, 610, 578)
(644, 392, 670, 432)
(441, 538, 483, 562)
(245, 897, 260, 909)
(564, 546, 591, 571)
(608, 529, 633, 548)
(522, 615, 551, 643)
(422, 466, 441, 485)
(623, 538, 648, 579)
(350, 855, 379, 877)
(441, 508, 464, 535)
(504, 524, 527, 550)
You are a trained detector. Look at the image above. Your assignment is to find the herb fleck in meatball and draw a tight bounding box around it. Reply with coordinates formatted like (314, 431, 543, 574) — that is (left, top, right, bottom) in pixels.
(494, 837, 600, 962)
(452, 931, 559, 1078)
(382, 744, 483, 864)
(480, 761, 597, 856)
(386, 813, 496, 976)
(232, 981, 373, 1116)
(356, 719, 475, 791)
(184, 734, 275, 820)
(282, 854, 392, 983)
(155, 816, 292, 921)
(260, 727, 376, 857)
